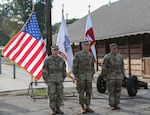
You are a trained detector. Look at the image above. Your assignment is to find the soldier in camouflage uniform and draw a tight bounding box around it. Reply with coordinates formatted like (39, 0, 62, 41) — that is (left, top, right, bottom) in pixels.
(42, 45, 66, 115)
(73, 40, 95, 114)
(101, 43, 125, 110)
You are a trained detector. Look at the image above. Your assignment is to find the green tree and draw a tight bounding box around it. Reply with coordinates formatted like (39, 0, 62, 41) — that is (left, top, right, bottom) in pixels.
(0, 0, 76, 46)
(66, 18, 78, 25)
(0, 0, 47, 45)
(12, 0, 33, 22)
(52, 18, 78, 35)
(34, 2, 45, 37)
(0, 2, 19, 45)
(0, 30, 10, 46)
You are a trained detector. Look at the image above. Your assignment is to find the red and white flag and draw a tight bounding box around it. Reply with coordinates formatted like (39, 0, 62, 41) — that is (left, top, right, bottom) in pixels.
(2, 12, 47, 80)
(84, 13, 97, 62)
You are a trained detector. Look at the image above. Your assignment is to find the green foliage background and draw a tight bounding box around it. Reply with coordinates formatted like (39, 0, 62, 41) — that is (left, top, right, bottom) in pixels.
(0, 0, 78, 46)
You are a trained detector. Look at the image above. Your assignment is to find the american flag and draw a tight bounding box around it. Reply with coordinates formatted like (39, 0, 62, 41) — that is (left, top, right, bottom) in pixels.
(2, 12, 47, 80)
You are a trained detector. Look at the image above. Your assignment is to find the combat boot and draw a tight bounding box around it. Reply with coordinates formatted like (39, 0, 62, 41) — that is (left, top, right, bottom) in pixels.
(81, 104, 86, 114)
(85, 105, 94, 113)
(56, 107, 64, 114)
(115, 105, 121, 109)
(51, 109, 56, 115)
(109, 105, 115, 110)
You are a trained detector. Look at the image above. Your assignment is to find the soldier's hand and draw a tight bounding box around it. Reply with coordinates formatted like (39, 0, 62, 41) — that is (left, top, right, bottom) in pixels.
(73, 78, 77, 83)
(103, 77, 107, 81)
(45, 81, 48, 86)
(75, 77, 78, 82)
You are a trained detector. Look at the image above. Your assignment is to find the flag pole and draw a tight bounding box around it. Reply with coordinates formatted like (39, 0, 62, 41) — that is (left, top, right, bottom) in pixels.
(63, 4, 76, 83)
(21, 6, 38, 84)
(88, 5, 91, 14)
(86, 5, 98, 70)
(20, 6, 35, 31)
(62, 4, 64, 14)
(58, 4, 76, 83)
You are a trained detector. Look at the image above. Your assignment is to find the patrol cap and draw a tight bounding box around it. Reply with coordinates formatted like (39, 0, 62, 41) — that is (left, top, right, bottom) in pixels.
(51, 45, 59, 50)
(109, 43, 118, 48)
(81, 40, 90, 45)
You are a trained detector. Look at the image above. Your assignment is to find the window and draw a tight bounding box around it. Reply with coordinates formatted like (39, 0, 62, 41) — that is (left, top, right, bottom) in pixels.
(143, 33, 150, 57)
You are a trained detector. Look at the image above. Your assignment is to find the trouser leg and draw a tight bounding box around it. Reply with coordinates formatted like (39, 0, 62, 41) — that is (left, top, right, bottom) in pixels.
(56, 81, 63, 107)
(85, 81, 94, 112)
(107, 80, 115, 106)
(114, 79, 122, 105)
(55, 81, 64, 114)
(85, 80, 92, 105)
(48, 82, 56, 109)
(76, 80, 86, 113)
(76, 80, 86, 105)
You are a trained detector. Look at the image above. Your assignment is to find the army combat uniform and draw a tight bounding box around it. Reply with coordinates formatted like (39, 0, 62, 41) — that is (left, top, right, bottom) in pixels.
(42, 46, 66, 114)
(101, 43, 125, 110)
(73, 41, 95, 113)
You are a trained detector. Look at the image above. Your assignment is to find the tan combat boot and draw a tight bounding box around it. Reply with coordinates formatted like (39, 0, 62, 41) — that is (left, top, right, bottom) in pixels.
(115, 105, 121, 109)
(51, 109, 56, 115)
(56, 107, 64, 114)
(109, 105, 115, 110)
(86, 105, 94, 113)
(81, 104, 86, 114)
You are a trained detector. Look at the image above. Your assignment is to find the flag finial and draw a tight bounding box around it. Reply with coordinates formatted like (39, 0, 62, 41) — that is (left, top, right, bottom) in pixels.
(109, 0, 111, 5)
(62, 4, 64, 14)
(32, 6, 35, 12)
(88, 5, 91, 14)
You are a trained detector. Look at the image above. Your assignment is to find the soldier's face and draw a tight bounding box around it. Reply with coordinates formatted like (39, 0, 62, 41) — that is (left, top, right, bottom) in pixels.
(111, 47, 118, 54)
(51, 49, 58, 55)
(82, 44, 90, 51)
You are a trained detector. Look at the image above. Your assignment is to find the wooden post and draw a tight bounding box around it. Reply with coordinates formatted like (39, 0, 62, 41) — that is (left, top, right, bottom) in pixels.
(127, 36, 131, 75)
(45, 0, 52, 55)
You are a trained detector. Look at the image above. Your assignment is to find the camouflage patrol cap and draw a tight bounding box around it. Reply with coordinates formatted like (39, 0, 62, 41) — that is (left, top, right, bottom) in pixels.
(109, 43, 118, 48)
(51, 45, 59, 50)
(81, 40, 90, 45)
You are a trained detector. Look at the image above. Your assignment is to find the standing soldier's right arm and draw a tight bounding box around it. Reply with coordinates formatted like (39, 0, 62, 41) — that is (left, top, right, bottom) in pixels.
(73, 53, 79, 80)
(42, 58, 49, 84)
(62, 58, 66, 79)
(101, 54, 109, 80)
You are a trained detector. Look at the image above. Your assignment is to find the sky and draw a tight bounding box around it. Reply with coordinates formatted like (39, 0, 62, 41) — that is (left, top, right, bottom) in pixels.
(51, 0, 119, 24)
(0, 0, 119, 24)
